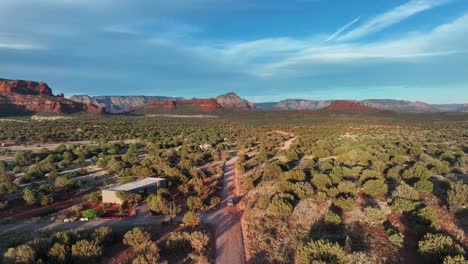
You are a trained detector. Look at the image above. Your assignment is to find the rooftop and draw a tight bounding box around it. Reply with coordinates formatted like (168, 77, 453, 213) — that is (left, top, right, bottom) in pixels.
(107, 177, 165, 192)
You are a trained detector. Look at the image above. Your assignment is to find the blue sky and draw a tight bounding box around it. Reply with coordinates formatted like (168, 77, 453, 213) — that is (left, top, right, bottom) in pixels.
(1, 0, 468, 103)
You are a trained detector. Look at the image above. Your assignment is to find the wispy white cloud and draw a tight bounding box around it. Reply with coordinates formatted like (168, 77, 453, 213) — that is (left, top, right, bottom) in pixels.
(0, 35, 45, 50)
(338, 0, 451, 41)
(323, 16, 360, 43)
(182, 11, 468, 77)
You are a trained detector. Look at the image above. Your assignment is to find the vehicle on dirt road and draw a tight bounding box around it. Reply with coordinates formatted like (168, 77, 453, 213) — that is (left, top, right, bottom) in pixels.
(227, 199, 234, 207)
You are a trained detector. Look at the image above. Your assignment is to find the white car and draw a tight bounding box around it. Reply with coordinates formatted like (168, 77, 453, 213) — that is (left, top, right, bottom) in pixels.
(227, 199, 234, 207)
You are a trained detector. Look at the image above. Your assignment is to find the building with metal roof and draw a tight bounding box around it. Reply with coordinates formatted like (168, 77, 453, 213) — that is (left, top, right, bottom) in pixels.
(102, 177, 166, 205)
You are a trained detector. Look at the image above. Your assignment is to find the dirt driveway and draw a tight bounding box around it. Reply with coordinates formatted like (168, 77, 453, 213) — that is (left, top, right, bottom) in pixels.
(202, 156, 245, 264)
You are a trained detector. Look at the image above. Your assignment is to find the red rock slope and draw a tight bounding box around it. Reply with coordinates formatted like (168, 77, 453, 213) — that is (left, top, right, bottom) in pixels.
(0, 78, 104, 115)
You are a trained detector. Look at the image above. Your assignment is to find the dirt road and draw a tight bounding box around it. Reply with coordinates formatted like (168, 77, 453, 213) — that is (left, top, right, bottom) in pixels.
(202, 156, 245, 264)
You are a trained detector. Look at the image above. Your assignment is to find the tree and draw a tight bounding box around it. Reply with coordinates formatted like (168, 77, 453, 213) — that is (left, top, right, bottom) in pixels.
(146, 189, 172, 215)
(447, 181, 468, 213)
(48, 243, 68, 263)
(3, 244, 36, 264)
(414, 179, 434, 193)
(284, 170, 306, 182)
(0, 173, 17, 195)
(23, 187, 38, 206)
(71, 240, 103, 262)
(403, 162, 431, 180)
(92, 226, 113, 245)
(362, 179, 388, 197)
(188, 231, 210, 253)
(418, 234, 465, 263)
(123, 227, 152, 253)
(267, 194, 293, 218)
(311, 174, 331, 191)
(182, 211, 200, 227)
(264, 163, 283, 179)
(295, 239, 345, 264)
(14, 150, 32, 166)
(186, 196, 204, 211)
(55, 176, 72, 188)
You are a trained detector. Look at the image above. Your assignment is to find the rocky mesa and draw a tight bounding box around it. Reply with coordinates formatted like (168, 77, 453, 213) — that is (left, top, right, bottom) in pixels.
(322, 100, 379, 112)
(0, 79, 104, 115)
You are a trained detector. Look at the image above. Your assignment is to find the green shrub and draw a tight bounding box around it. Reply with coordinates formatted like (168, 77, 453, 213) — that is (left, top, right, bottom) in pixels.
(362, 207, 387, 226)
(418, 234, 465, 263)
(392, 184, 419, 200)
(3, 244, 36, 264)
(415, 207, 440, 231)
(146, 189, 172, 215)
(391, 198, 420, 213)
(295, 239, 345, 264)
(414, 179, 434, 193)
(403, 162, 431, 180)
(387, 229, 404, 248)
(71, 240, 102, 262)
(284, 170, 306, 181)
(264, 163, 284, 179)
(88, 192, 101, 202)
(92, 226, 113, 245)
(311, 174, 331, 191)
(337, 181, 357, 195)
(123, 227, 152, 253)
(334, 197, 355, 211)
(82, 209, 98, 219)
(443, 255, 467, 264)
(48, 243, 68, 263)
(324, 211, 342, 226)
(182, 211, 200, 227)
(447, 181, 468, 213)
(362, 179, 388, 197)
(267, 194, 294, 218)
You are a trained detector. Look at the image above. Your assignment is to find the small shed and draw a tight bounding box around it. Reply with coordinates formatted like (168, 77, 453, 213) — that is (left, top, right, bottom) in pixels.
(102, 177, 167, 205)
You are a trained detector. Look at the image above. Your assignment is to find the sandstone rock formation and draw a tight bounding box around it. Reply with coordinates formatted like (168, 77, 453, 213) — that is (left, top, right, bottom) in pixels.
(216, 92, 255, 111)
(0, 78, 103, 115)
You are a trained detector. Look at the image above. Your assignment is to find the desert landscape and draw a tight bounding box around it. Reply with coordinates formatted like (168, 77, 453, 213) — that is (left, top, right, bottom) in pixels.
(1, 0, 468, 263)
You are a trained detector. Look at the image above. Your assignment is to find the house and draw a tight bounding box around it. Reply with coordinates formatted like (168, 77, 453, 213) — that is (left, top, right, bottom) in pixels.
(102, 177, 167, 205)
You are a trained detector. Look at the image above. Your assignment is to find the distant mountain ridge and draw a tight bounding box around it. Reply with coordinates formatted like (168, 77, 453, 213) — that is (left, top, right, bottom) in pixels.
(71, 92, 255, 113)
(256, 99, 467, 113)
(69, 95, 182, 113)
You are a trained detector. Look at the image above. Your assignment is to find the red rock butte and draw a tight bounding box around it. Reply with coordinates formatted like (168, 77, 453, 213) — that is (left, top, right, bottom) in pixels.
(0, 79, 104, 115)
(0, 79, 54, 96)
(323, 100, 378, 112)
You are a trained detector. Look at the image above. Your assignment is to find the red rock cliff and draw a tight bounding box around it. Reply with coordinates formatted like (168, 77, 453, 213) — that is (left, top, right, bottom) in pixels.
(0, 78, 104, 115)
